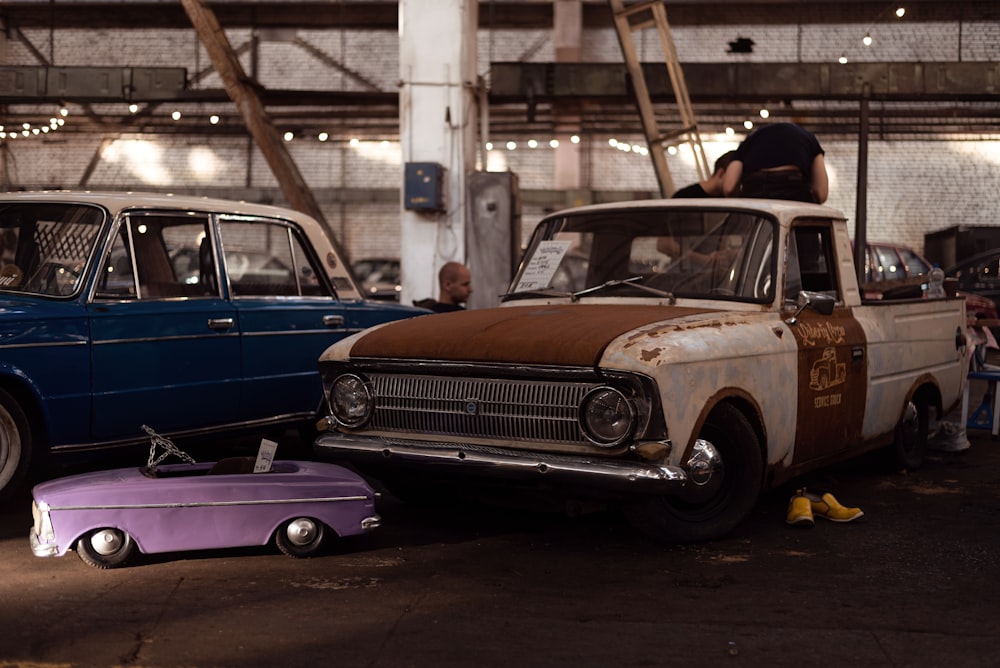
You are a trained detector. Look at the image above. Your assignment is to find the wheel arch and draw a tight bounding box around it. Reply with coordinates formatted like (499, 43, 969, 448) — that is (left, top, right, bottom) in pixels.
(684, 388, 767, 465)
(69, 521, 148, 556)
(903, 373, 944, 424)
(0, 372, 50, 453)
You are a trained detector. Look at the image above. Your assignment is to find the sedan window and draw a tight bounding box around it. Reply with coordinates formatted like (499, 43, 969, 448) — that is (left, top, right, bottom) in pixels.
(0, 203, 105, 297)
(220, 220, 327, 298)
(95, 214, 215, 300)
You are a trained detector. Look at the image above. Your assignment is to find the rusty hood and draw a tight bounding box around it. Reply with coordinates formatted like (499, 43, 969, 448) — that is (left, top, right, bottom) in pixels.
(347, 304, 719, 367)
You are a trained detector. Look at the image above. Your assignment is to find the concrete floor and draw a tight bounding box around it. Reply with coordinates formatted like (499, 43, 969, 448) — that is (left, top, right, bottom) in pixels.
(2, 414, 999, 667)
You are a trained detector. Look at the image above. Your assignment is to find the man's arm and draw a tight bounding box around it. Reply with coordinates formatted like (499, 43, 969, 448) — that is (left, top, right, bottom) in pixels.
(810, 154, 829, 204)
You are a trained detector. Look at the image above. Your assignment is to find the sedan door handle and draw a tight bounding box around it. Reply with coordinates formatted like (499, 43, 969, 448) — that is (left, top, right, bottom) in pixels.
(207, 318, 235, 331)
(323, 315, 345, 328)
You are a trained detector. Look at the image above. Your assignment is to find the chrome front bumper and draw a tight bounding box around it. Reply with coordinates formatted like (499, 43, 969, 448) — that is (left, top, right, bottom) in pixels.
(29, 529, 59, 558)
(314, 432, 688, 494)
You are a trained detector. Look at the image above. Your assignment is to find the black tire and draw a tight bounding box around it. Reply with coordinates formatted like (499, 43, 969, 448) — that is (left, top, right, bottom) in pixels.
(888, 396, 929, 471)
(76, 528, 137, 569)
(0, 387, 33, 503)
(623, 403, 763, 543)
(275, 517, 327, 558)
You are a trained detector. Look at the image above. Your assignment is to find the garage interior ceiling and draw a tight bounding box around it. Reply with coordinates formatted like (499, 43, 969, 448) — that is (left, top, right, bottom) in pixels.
(1, 0, 999, 141)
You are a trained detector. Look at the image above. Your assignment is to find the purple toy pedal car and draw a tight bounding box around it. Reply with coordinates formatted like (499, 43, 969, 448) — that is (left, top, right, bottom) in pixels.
(30, 428, 380, 569)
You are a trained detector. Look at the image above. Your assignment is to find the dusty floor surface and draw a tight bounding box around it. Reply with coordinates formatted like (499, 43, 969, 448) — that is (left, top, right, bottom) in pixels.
(2, 418, 999, 667)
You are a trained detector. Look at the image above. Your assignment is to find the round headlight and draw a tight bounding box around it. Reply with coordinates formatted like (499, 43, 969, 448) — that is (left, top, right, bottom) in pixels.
(580, 386, 634, 446)
(329, 374, 373, 428)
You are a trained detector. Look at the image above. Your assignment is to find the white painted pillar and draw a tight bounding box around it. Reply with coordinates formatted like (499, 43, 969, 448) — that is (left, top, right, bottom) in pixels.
(398, 0, 478, 306)
(553, 0, 582, 192)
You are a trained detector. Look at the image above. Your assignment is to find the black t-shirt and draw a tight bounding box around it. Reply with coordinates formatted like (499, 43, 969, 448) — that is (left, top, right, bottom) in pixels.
(671, 183, 710, 198)
(734, 123, 824, 175)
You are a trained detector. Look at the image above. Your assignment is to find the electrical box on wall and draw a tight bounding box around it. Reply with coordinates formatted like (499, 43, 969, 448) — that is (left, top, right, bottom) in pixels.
(404, 162, 446, 211)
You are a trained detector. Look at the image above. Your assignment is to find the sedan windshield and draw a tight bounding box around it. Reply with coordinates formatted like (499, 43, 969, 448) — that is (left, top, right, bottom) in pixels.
(507, 208, 776, 304)
(0, 203, 106, 297)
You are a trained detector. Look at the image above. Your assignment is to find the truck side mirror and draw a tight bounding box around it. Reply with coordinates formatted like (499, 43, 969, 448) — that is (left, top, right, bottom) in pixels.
(786, 290, 835, 325)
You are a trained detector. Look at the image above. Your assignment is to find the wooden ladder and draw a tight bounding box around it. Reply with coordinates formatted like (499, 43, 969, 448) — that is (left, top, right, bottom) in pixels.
(608, 0, 710, 196)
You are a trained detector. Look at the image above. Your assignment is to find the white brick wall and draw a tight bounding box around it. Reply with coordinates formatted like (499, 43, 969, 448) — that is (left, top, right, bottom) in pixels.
(3, 18, 1000, 262)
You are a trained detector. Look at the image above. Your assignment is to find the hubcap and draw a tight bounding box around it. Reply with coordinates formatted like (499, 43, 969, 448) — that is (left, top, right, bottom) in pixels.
(91, 529, 125, 556)
(679, 439, 724, 502)
(285, 518, 318, 546)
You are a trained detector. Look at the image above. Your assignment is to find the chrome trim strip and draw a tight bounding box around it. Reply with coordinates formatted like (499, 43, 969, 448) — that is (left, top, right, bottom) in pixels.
(45, 495, 369, 512)
(347, 358, 599, 380)
(242, 329, 346, 337)
(0, 340, 87, 350)
(93, 332, 240, 345)
(314, 433, 686, 494)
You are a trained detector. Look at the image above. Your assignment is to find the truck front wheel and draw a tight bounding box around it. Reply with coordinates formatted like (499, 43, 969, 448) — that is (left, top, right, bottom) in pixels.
(623, 403, 764, 543)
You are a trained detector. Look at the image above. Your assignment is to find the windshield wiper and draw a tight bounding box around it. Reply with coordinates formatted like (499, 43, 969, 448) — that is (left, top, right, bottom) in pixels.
(501, 288, 573, 302)
(571, 275, 675, 302)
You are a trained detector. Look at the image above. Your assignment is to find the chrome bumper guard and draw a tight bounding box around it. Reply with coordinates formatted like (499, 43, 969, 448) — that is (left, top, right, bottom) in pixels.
(314, 433, 688, 494)
(29, 529, 58, 558)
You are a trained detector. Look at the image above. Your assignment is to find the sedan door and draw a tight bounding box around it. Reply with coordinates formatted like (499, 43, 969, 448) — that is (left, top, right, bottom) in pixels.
(218, 217, 354, 422)
(89, 213, 241, 440)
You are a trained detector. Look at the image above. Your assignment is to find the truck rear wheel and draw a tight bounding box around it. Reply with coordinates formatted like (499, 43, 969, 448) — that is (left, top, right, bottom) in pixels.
(888, 396, 928, 471)
(623, 403, 763, 543)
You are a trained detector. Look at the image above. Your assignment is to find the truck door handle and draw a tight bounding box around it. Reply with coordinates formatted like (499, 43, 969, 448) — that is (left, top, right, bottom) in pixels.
(323, 315, 345, 328)
(207, 318, 234, 331)
(852, 346, 864, 361)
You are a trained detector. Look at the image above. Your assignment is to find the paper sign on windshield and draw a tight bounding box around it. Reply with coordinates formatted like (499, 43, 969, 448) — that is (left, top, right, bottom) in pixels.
(515, 240, 572, 292)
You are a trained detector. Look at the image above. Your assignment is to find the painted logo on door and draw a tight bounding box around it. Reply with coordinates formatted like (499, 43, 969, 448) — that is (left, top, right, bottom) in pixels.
(809, 347, 846, 391)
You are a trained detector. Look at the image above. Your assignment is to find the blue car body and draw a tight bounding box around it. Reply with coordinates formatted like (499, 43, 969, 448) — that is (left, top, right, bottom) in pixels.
(0, 191, 425, 499)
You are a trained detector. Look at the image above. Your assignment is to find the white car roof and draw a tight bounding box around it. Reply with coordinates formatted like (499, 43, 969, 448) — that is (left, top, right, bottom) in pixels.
(0, 189, 361, 300)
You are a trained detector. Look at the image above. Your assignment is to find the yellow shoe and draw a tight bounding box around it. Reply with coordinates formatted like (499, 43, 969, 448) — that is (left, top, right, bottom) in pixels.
(786, 491, 814, 527)
(808, 492, 864, 523)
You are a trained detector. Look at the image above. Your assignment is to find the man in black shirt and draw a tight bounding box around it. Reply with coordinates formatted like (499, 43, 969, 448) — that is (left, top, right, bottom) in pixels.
(723, 122, 829, 203)
(414, 261, 473, 313)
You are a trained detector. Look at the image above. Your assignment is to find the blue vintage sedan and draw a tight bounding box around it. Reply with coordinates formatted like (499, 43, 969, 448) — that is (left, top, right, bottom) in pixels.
(0, 191, 425, 500)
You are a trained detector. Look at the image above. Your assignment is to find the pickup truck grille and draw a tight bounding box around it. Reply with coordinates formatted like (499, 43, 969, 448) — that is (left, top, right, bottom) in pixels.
(368, 373, 597, 445)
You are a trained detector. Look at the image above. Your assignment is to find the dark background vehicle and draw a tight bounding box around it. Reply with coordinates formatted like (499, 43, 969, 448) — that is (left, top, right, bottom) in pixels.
(352, 258, 401, 301)
(945, 249, 1000, 311)
(924, 225, 1000, 271)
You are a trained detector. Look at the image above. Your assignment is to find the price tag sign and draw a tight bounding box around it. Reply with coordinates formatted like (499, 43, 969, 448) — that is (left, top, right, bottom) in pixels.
(253, 438, 278, 473)
(514, 240, 572, 291)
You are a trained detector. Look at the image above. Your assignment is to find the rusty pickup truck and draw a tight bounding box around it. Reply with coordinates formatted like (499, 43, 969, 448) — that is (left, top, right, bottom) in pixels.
(313, 198, 967, 542)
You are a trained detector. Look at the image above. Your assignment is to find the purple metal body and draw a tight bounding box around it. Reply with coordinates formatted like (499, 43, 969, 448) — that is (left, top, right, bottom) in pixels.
(30, 460, 379, 558)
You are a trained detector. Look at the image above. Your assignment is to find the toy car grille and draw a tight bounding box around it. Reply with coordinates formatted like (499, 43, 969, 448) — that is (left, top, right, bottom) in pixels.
(368, 373, 596, 445)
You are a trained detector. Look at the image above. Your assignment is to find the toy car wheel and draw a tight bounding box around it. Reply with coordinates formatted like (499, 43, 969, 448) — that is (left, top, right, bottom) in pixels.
(76, 528, 137, 569)
(275, 517, 327, 558)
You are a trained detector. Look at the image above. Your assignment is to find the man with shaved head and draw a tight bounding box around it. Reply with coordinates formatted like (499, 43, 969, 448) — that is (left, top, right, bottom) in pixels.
(415, 261, 473, 313)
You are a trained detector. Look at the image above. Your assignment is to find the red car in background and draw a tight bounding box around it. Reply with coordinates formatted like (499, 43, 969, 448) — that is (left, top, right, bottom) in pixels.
(862, 241, 997, 321)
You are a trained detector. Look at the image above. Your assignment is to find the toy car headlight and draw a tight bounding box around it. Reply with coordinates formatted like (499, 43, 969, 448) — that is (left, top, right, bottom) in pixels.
(579, 386, 634, 446)
(329, 373, 373, 428)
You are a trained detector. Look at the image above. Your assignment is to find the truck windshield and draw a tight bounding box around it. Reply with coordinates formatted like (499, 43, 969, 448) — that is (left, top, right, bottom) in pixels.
(506, 208, 777, 304)
(0, 203, 106, 297)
